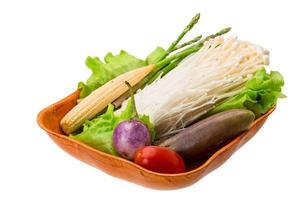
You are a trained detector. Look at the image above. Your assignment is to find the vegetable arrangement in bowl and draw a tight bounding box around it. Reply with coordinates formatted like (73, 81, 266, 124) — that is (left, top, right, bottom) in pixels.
(59, 13, 285, 174)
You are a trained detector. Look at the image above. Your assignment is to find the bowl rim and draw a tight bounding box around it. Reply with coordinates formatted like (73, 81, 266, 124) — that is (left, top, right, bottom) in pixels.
(37, 91, 275, 177)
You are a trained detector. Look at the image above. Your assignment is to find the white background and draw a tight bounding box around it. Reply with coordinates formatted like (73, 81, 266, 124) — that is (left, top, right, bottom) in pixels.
(0, 0, 299, 199)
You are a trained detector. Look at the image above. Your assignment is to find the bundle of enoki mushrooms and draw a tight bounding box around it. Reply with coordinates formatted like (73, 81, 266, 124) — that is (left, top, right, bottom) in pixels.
(118, 35, 269, 139)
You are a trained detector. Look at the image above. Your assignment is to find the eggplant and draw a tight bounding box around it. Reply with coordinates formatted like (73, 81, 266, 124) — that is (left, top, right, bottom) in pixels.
(158, 109, 255, 160)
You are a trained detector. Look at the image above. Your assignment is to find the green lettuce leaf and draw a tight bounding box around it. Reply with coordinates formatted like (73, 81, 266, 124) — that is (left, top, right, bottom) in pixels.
(146, 46, 167, 64)
(208, 68, 285, 117)
(70, 98, 156, 155)
(78, 50, 146, 98)
(78, 47, 168, 99)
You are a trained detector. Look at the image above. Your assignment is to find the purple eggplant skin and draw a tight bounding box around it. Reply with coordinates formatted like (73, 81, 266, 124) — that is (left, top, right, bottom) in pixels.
(113, 120, 151, 160)
(158, 109, 255, 160)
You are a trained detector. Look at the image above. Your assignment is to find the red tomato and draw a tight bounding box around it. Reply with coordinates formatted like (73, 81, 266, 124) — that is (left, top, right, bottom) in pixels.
(134, 146, 186, 173)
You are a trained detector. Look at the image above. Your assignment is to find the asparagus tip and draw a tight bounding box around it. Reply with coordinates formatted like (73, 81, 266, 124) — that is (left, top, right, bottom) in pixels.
(188, 13, 201, 28)
(220, 27, 231, 34)
(193, 13, 201, 22)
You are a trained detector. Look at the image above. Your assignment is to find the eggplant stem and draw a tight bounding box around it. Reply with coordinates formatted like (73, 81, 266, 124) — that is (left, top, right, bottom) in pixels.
(125, 81, 139, 118)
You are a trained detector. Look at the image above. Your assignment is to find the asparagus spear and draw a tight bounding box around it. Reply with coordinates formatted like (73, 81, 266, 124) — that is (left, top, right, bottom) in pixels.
(172, 35, 202, 52)
(166, 13, 201, 54)
(202, 27, 231, 41)
(153, 13, 201, 63)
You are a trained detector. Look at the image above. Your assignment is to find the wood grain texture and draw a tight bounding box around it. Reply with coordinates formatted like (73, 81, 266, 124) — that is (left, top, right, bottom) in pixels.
(37, 90, 275, 190)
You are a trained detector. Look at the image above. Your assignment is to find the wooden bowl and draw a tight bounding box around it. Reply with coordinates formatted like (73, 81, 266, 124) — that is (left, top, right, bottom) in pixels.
(37, 91, 275, 190)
